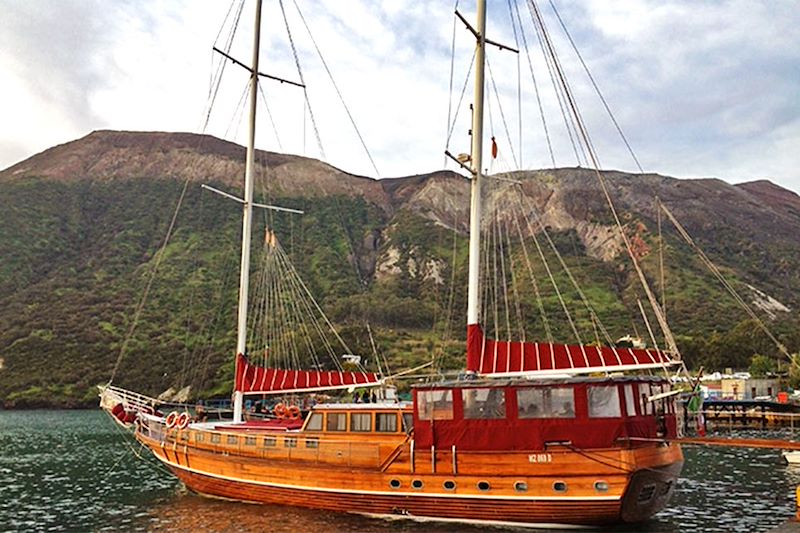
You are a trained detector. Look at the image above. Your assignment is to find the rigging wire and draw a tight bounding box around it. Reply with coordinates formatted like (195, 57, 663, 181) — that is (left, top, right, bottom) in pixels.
(513, 0, 555, 167)
(257, 83, 284, 151)
(201, 0, 247, 133)
(445, 49, 478, 152)
(108, 179, 192, 384)
(527, 0, 681, 360)
(525, 0, 584, 166)
(225, 81, 251, 140)
(659, 200, 791, 359)
(486, 55, 519, 168)
(657, 196, 667, 320)
(444, 0, 461, 167)
(546, 0, 645, 173)
(511, 210, 553, 342)
(506, 0, 523, 167)
(290, 0, 380, 177)
(278, 0, 325, 159)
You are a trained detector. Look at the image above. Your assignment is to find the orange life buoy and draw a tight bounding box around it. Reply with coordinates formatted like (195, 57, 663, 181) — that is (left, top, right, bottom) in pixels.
(274, 403, 287, 419)
(177, 412, 190, 430)
(287, 405, 301, 420)
(165, 411, 179, 428)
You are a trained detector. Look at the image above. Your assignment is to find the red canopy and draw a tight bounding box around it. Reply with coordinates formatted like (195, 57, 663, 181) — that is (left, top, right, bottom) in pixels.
(234, 353, 380, 394)
(466, 324, 677, 377)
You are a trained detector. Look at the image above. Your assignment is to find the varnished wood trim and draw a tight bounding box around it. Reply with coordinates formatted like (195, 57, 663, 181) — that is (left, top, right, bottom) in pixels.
(154, 454, 621, 501)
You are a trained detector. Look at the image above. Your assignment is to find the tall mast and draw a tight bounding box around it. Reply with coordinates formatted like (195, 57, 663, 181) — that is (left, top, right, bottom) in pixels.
(233, 0, 263, 423)
(466, 0, 487, 329)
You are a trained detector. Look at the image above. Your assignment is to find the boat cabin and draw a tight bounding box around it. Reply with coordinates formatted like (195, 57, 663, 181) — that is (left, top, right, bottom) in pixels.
(412, 376, 678, 451)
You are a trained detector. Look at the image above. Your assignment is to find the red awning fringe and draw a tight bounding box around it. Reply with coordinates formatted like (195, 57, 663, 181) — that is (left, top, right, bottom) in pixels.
(234, 353, 379, 394)
(466, 324, 677, 376)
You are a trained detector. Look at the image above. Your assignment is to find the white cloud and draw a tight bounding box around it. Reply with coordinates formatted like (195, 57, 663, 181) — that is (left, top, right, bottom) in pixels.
(0, 0, 797, 193)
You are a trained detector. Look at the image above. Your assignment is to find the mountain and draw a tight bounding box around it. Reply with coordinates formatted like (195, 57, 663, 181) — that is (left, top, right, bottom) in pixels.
(1, 130, 798, 407)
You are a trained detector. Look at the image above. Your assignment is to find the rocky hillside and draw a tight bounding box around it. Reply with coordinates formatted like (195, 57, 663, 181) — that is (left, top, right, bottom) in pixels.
(1, 130, 798, 407)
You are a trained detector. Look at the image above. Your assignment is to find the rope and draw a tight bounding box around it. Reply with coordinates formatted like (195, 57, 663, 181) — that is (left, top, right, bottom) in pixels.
(514, 185, 617, 348)
(511, 212, 553, 342)
(659, 201, 791, 359)
(486, 56, 518, 168)
(514, 188, 583, 348)
(513, 0, 554, 167)
(657, 197, 667, 321)
(527, 0, 681, 359)
(290, 0, 380, 177)
(444, 1, 461, 166)
(257, 83, 283, 151)
(506, 0, 523, 167)
(200, 0, 246, 133)
(278, 0, 324, 159)
(445, 49, 477, 151)
(546, 0, 644, 174)
(109, 179, 191, 384)
(525, 0, 585, 166)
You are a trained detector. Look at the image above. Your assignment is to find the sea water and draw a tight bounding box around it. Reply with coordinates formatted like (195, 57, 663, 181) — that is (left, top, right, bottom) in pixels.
(1, 410, 798, 532)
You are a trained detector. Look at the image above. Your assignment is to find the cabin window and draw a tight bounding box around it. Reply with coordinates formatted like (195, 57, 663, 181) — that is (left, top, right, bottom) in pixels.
(326, 413, 347, 431)
(588, 386, 622, 418)
(594, 480, 609, 492)
(517, 387, 575, 418)
(306, 413, 323, 431)
(411, 479, 424, 489)
(389, 479, 401, 489)
(443, 480, 456, 491)
(351, 413, 372, 432)
(284, 437, 297, 448)
(402, 413, 414, 432)
(244, 436, 257, 446)
(477, 481, 491, 492)
(305, 437, 319, 449)
(195, 433, 205, 443)
(514, 481, 528, 492)
(263, 436, 276, 447)
(553, 481, 568, 493)
(462, 388, 505, 419)
(624, 384, 637, 416)
(376, 413, 398, 432)
(210, 433, 221, 444)
(417, 390, 453, 420)
(226, 435, 239, 445)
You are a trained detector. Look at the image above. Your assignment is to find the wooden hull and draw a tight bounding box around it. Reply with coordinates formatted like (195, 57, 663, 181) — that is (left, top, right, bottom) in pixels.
(137, 429, 683, 527)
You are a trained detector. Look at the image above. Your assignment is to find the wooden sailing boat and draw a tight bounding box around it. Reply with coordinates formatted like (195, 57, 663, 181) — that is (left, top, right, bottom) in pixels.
(101, 0, 685, 527)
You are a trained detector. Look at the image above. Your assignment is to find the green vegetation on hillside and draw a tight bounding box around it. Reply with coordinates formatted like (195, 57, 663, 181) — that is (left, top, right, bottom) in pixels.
(1, 174, 798, 408)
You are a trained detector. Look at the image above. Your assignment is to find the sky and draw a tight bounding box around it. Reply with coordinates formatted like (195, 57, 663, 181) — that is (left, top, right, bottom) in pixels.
(1, 0, 798, 193)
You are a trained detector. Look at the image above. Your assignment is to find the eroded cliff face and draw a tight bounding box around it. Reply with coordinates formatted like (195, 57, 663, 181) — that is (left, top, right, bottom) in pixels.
(2, 129, 799, 407)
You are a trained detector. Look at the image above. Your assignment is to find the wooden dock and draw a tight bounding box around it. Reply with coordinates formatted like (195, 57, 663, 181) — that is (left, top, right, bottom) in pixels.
(682, 399, 800, 431)
(675, 436, 800, 450)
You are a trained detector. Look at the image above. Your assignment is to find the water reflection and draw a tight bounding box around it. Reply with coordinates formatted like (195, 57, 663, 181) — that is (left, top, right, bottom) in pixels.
(145, 491, 490, 533)
(2, 411, 799, 532)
